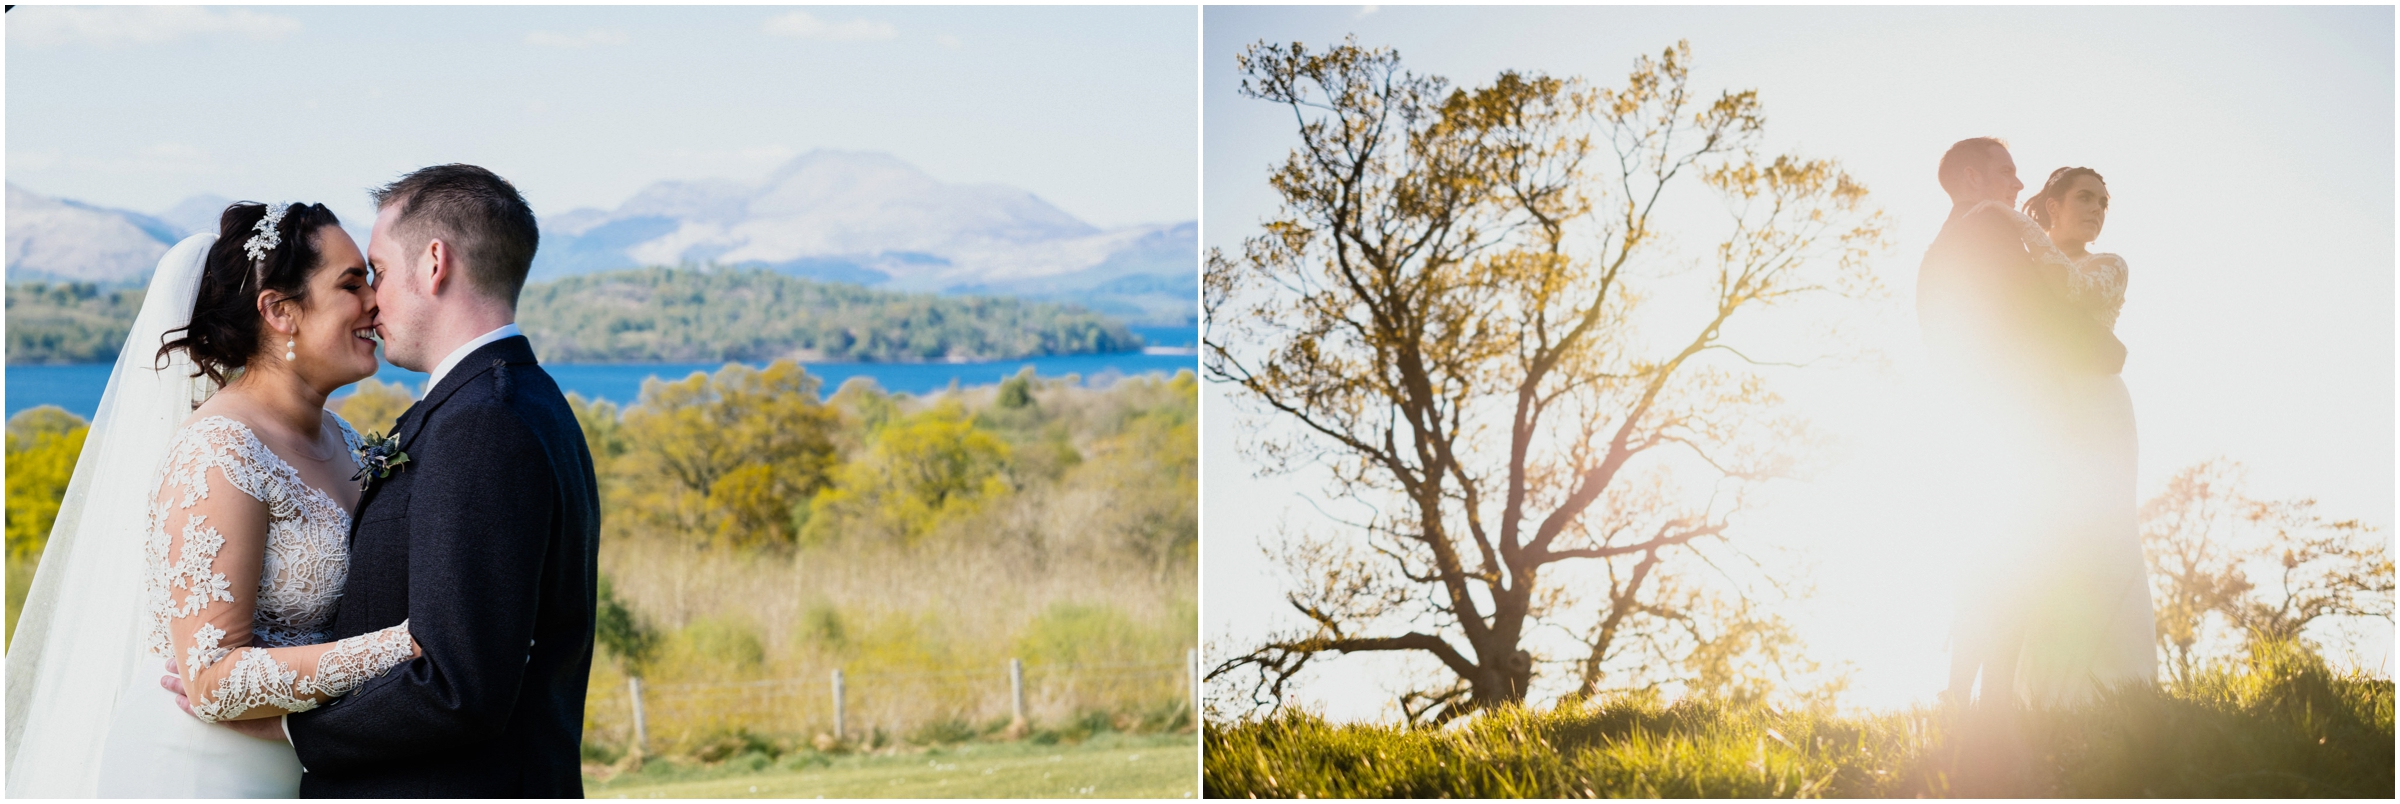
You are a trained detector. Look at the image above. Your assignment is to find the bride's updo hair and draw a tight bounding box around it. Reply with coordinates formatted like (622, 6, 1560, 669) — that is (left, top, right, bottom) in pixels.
(2021, 166, 2106, 230)
(158, 202, 343, 385)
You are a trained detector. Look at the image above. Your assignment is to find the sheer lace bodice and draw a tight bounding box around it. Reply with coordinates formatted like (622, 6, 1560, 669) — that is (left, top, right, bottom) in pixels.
(139, 414, 416, 722)
(1970, 200, 2129, 329)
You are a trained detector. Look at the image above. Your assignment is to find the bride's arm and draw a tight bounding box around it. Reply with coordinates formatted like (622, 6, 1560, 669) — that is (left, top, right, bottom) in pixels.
(157, 439, 422, 723)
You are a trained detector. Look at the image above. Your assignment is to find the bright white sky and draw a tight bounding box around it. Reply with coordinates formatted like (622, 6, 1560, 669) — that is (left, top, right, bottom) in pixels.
(1202, 5, 2395, 721)
(4, 5, 1197, 229)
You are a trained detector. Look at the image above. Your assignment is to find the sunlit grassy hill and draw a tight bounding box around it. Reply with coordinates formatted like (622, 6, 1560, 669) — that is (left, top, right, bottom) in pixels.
(1204, 642, 2392, 798)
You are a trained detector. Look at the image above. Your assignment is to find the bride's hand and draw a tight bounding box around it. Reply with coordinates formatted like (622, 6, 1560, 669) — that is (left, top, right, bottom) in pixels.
(160, 655, 291, 742)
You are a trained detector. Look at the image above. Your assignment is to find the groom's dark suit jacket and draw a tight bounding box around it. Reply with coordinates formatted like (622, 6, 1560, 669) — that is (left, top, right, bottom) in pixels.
(1918, 203, 2125, 386)
(288, 335, 600, 798)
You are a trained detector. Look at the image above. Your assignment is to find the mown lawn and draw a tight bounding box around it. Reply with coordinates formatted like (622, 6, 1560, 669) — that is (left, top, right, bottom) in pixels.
(1205, 643, 2393, 798)
(586, 732, 1198, 799)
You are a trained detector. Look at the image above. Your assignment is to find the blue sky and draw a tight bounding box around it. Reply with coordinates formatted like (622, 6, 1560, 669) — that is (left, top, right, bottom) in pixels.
(1202, 5, 2395, 719)
(6, 5, 1198, 229)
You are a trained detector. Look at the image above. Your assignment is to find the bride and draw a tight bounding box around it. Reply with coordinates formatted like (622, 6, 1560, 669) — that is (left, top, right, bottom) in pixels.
(1980, 166, 2158, 706)
(6, 202, 421, 796)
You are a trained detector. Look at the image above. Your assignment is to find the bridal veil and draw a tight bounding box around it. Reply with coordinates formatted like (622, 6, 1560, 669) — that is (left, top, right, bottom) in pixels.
(6, 234, 220, 796)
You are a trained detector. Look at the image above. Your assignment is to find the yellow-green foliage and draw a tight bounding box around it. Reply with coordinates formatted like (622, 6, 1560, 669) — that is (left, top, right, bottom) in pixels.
(583, 367, 1198, 757)
(1016, 602, 1185, 667)
(802, 402, 1012, 547)
(329, 377, 415, 438)
(1205, 641, 2394, 798)
(6, 406, 90, 642)
(671, 615, 768, 669)
(610, 361, 840, 549)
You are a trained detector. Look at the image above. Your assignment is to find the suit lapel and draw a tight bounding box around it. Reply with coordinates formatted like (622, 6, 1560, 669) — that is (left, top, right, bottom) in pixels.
(350, 335, 540, 544)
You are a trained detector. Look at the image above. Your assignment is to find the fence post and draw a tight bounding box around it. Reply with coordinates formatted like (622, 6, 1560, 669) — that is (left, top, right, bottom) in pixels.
(1188, 648, 1200, 727)
(628, 676, 648, 756)
(831, 669, 847, 742)
(1008, 658, 1027, 731)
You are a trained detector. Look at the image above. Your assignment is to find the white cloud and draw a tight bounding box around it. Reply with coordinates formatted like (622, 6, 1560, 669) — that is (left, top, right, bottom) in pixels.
(525, 28, 630, 49)
(1357, 6, 1381, 19)
(9, 6, 301, 48)
(937, 34, 964, 50)
(762, 11, 898, 42)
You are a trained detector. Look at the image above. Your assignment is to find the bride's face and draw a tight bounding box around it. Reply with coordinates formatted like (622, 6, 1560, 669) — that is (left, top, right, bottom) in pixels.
(2043, 175, 2109, 247)
(281, 226, 382, 388)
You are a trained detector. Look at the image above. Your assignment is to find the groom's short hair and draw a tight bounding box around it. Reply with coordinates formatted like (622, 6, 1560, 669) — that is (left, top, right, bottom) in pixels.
(1937, 137, 2010, 200)
(372, 164, 540, 307)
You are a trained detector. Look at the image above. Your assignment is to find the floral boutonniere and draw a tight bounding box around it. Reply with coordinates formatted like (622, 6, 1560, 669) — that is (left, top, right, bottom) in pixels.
(352, 431, 412, 491)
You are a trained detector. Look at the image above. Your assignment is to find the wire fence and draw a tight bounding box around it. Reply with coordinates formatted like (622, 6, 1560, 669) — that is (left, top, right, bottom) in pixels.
(584, 652, 1198, 756)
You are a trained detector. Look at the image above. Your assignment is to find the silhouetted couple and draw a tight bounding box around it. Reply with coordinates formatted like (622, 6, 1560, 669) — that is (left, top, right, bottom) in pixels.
(1917, 137, 2157, 719)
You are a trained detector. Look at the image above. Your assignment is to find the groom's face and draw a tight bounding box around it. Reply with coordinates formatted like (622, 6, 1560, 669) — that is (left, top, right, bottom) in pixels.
(366, 203, 432, 371)
(1970, 148, 2024, 207)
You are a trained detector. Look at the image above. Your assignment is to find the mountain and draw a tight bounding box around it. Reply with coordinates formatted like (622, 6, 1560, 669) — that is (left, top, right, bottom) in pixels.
(4, 184, 181, 285)
(155, 193, 236, 238)
(5, 153, 1198, 325)
(533, 150, 1195, 325)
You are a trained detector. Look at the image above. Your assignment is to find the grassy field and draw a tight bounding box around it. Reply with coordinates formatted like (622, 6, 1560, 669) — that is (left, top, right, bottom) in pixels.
(1204, 642, 2393, 798)
(584, 732, 1197, 798)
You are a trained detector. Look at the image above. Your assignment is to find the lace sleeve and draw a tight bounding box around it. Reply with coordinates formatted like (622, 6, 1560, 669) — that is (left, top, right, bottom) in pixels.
(2069, 253, 2128, 328)
(154, 422, 420, 722)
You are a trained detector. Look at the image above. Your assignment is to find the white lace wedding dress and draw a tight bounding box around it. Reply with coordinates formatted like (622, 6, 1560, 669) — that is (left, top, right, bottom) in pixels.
(92, 414, 418, 797)
(1986, 203, 2159, 705)
(1, 233, 419, 798)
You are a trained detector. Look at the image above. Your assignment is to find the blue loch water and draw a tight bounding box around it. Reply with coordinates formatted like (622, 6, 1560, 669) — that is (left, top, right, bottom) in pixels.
(5, 325, 1197, 420)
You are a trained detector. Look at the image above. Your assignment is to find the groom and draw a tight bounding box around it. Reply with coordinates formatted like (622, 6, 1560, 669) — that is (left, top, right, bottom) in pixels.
(1917, 137, 2124, 711)
(174, 165, 601, 796)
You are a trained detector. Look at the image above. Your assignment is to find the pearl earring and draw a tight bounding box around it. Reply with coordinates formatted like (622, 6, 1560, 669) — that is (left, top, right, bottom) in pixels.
(284, 338, 296, 361)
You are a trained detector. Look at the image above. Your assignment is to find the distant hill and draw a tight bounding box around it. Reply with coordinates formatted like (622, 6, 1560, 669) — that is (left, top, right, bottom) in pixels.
(6, 266, 1142, 365)
(154, 193, 236, 239)
(4, 184, 180, 285)
(4, 282, 148, 364)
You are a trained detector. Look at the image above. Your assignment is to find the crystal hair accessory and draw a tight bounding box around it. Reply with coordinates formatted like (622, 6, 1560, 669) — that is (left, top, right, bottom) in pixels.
(243, 202, 291, 263)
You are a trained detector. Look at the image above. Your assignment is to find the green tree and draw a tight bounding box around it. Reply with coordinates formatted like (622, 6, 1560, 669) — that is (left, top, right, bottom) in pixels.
(802, 403, 1014, 547)
(1072, 372, 1198, 577)
(1205, 40, 1885, 722)
(6, 406, 90, 561)
(617, 361, 841, 548)
(6, 406, 90, 641)
(5, 283, 146, 364)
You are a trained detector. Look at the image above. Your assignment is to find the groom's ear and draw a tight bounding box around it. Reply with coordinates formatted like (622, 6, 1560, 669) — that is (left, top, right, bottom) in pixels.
(422, 237, 453, 296)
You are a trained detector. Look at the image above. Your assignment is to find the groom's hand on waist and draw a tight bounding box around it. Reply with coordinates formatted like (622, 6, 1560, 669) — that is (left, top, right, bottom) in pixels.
(160, 656, 190, 715)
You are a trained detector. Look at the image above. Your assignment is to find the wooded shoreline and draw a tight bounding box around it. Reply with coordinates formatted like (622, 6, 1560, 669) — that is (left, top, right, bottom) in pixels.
(5, 266, 1146, 365)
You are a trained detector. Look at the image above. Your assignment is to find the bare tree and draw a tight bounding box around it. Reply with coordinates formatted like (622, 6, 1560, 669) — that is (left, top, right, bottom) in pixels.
(1204, 38, 1886, 723)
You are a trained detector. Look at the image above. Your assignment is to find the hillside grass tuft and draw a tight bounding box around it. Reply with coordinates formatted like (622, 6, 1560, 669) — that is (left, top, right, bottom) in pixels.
(1204, 642, 2392, 798)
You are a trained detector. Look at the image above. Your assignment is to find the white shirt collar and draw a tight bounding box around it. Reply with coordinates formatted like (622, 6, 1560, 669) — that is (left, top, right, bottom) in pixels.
(422, 323, 522, 393)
